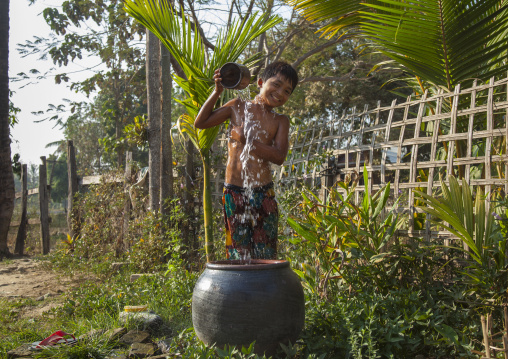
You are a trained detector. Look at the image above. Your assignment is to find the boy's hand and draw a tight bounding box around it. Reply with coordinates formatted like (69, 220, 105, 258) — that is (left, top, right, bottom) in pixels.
(214, 69, 224, 94)
(230, 126, 246, 144)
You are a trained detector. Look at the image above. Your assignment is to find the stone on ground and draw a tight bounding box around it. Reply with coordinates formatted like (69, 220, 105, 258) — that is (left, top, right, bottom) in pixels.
(105, 327, 128, 343)
(119, 311, 162, 332)
(111, 263, 128, 272)
(128, 343, 156, 358)
(6, 344, 32, 359)
(119, 330, 151, 345)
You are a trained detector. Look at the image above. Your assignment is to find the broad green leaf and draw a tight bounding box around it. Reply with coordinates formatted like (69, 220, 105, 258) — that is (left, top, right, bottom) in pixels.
(372, 182, 390, 220)
(462, 177, 474, 239)
(475, 186, 485, 256)
(435, 324, 460, 347)
(287, 217, 319, 243)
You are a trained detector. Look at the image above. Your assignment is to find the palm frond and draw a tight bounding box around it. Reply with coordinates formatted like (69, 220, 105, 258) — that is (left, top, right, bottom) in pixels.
(124, 0, 281, 151)
(285, 0, 365, 37)
(287, 0, 508, 89)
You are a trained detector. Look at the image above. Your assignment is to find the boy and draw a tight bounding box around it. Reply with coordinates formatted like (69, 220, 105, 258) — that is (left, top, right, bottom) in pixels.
(194, 61, 298, 260)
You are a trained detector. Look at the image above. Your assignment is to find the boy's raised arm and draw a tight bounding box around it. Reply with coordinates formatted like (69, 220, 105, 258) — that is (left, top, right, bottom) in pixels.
(195, 69, 233, 129)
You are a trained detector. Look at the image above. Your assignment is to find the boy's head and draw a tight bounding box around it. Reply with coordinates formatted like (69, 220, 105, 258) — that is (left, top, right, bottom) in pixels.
(260, 61, 299, 93)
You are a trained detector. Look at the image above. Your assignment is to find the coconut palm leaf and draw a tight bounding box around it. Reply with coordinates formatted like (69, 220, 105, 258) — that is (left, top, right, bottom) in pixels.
(124, 0, 281, 152)
(285, 0, 366, 38)
(360, 0, 508, 90)
(287, 0, 508, 90)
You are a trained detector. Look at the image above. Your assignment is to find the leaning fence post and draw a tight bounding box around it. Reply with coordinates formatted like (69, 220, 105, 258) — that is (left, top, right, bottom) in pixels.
(67, 140, 79, 240)
(121, 151, 132, 252)
(482, 315, 491, 358)
(320, 156, 334, 203)
(39, 156, 50, 254)
(14, 164, 28, 255)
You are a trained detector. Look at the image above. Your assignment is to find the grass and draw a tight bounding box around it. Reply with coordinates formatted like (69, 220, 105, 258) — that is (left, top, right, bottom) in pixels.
(0, 254, 197, 359)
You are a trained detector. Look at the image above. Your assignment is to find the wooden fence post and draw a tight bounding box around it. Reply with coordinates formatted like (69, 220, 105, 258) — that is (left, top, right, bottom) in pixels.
(39, 157, 50, 254)
(14, 164, 28, 255)
(482, 315, 492, 358)
(325, 156, 334, 190)
(67, 140, 79, 240)
(121, 151, 132, 252)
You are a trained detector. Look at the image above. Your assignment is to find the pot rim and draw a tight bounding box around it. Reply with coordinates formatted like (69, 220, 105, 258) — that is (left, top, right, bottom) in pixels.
(206, 259, 289, 271)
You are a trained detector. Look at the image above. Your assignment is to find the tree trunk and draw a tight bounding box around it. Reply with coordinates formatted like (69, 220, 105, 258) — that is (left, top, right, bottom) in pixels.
(0, 0, 14, 259)
(39, 156, 50, 254)
(14, 164, 27, 255)
(146, 29, 161, 212)
(160, 45, 173, 216)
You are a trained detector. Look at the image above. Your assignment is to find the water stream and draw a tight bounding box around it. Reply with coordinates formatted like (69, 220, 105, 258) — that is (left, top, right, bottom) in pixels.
(230, 90, 270, 263)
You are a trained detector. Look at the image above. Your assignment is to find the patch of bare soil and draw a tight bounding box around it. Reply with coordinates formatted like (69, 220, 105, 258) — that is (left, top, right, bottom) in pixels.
(0, 257, 91, 318)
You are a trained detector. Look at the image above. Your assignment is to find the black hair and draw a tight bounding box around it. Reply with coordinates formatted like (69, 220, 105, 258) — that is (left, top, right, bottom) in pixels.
(260, 61, 299, 93)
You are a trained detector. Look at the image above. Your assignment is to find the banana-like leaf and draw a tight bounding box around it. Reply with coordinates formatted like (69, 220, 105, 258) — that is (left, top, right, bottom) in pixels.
(415, 189, 479, 259)
(372, 182, 390, 221)
(462, 177, 474, 239)
(448, 176, 464, 226)
(475, 186, 486, 258)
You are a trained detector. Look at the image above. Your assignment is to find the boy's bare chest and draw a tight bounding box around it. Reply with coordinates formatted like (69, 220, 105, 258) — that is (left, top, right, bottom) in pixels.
(231, 106, 279, 142)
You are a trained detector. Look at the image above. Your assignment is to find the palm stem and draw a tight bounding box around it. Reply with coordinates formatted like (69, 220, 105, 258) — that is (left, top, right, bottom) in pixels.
(202, 150, 214, 262)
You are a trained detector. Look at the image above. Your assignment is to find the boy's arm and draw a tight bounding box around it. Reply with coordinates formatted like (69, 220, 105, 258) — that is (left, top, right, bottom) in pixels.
(194, 69, 234, 129)
(231, 115, 290, 166)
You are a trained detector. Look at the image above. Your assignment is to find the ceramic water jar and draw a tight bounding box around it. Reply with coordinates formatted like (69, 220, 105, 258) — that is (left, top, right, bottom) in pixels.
(192, 259, 305, 356)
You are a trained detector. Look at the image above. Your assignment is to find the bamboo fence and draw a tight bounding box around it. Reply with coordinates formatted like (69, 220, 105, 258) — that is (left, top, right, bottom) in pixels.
(212, 77, 508, 241)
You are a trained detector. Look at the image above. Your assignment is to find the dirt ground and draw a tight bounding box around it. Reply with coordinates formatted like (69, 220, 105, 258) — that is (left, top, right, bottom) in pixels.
(0, 257, 72, 299)
(0, 257, 80, 317)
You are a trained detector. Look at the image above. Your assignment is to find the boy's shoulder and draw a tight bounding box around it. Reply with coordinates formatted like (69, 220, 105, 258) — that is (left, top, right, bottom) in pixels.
(270, 111, 290, 124)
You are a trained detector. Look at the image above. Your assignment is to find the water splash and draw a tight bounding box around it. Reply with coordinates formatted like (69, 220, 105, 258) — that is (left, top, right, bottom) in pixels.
(240, 249, 252, 265)
(232, 91, 264, 261)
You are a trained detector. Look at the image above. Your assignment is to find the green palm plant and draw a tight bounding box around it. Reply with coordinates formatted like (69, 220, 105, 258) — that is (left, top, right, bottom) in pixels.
(286, 0, 508, 92)
(124, 0, 281, 262)
(415, 176, 507, 301)
(415, 176, 503, 267)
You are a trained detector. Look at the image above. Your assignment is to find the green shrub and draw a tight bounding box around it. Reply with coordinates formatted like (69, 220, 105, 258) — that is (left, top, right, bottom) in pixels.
(301, 286, 477, 358)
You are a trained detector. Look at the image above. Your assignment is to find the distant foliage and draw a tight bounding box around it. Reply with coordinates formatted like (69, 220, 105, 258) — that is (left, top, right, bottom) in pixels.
(62, 174, 185, 272)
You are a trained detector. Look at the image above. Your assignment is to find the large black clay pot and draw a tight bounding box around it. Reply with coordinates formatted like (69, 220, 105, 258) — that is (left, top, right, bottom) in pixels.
(192, 259, 305, 356)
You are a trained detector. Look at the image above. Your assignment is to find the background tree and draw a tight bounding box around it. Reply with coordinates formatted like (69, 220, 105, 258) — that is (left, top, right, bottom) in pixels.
(21, 0, 148, 170)
(0, 0, 14, 259)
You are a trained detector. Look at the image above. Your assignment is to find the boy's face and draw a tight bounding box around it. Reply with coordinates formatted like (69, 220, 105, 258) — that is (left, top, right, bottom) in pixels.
(257, 74, 294, 108)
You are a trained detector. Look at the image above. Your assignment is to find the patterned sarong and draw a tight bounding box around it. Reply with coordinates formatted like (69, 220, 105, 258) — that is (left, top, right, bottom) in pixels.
(222, 182, 278, 260)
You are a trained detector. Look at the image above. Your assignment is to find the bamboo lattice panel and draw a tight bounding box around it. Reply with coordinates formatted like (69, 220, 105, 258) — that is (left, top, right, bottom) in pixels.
(211, 77, 508, 240)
